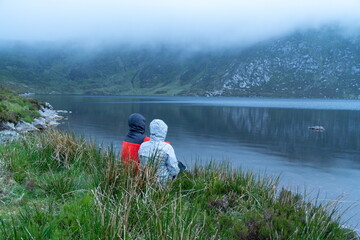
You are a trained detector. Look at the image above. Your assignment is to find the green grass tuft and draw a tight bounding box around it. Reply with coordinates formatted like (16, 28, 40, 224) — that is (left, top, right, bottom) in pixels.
(0, 85, 42, 123)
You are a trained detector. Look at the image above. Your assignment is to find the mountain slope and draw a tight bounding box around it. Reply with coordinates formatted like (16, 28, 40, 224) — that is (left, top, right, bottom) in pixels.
(0, 27, 359, 98)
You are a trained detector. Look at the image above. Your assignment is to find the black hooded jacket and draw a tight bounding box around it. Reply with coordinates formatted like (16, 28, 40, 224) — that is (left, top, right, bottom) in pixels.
(124, 113, 147, 144)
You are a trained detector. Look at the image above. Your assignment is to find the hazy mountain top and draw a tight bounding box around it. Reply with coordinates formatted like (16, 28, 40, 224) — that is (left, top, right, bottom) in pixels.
(0, 26, 359, 98)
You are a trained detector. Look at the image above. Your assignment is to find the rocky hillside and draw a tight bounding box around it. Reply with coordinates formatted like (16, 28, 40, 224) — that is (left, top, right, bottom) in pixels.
(0, 26, 359, 98)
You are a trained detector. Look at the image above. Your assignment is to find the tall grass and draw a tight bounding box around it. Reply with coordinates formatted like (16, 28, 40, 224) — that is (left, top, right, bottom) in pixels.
(0, 130, 358, 239)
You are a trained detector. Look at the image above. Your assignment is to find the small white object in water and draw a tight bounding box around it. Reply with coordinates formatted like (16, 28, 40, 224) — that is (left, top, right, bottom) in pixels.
(308, 126, 325, 131)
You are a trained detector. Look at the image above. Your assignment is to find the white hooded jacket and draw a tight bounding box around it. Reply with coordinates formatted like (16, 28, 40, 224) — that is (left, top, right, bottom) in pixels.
(138, 119, 180, 183)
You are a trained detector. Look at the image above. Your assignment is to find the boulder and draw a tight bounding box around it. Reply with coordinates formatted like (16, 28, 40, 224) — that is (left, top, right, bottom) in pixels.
(56, 110, 68, 113)
(15, 121, 39, 133)
(0, 130, 20, 144)
(48, 120, 60, 126)
(44, 102, 53, 110)
(40, 107, 63, 121)
(33, 117, 46, 130)
(18, 92, 35, 97)
(0, 122, 15, 131)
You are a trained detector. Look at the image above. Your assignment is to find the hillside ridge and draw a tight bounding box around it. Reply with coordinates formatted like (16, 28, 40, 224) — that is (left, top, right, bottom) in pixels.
(1, 26, 359, 98)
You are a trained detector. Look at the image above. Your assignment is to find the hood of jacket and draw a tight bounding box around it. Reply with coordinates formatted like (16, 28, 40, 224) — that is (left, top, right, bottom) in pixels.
(150, 119, 168, 142)
(124, 113, 146, 144)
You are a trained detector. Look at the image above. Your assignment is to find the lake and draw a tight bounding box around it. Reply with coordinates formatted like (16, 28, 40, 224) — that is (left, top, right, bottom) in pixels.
(35, 95, 360, 230)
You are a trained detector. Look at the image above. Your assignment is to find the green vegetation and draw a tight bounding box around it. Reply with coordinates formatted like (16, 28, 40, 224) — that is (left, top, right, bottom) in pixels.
(0, 130, 357, 239)
(1, 27, 360, 98)
(0, 86, 42, 123)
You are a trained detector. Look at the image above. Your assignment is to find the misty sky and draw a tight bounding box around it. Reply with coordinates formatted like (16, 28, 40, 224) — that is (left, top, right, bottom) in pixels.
(0, 0, 359, 47)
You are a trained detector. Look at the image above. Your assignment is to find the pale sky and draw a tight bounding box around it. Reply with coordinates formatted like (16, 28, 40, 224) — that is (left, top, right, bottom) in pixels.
(0, 0, 359, 47)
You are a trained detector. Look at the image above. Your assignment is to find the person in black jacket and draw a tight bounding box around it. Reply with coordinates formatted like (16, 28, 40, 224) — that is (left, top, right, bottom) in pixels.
(120, 113, 150, 171)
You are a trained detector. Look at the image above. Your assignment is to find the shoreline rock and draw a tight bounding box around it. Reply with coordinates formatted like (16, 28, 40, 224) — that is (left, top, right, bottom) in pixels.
(18, 92, 35, 97)
(0, 103, 66, 144)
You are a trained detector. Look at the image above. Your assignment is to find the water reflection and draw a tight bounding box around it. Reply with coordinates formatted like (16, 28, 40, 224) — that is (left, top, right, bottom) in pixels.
(218, 107, 360, 168)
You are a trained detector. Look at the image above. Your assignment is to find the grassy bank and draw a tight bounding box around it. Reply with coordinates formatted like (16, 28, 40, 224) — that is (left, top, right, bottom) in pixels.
(0, 130, 357, 239)
(0, 86, 42, 123)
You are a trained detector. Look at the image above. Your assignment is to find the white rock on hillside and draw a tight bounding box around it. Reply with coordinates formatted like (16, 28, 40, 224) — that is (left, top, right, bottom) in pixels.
(0, 130, 20, 144)
(15, 121, 39, 133)
(0, 122, 15, 131)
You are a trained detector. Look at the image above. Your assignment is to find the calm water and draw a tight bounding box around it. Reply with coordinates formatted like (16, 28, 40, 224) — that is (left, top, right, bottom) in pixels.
(36, 95, 360, 229)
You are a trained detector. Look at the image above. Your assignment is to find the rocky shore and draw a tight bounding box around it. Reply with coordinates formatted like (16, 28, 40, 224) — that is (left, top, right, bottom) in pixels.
(0, 103, 66, 144)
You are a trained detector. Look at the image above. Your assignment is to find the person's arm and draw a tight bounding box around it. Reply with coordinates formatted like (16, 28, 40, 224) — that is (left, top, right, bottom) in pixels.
(166, 145, 180, 178)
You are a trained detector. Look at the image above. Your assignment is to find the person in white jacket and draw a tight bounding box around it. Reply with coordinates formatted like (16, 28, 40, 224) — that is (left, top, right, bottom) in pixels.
(138, 119, 180, 184)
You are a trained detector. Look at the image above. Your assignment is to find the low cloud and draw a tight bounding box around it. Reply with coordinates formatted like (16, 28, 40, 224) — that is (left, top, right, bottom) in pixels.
(0, 0, 359, 47)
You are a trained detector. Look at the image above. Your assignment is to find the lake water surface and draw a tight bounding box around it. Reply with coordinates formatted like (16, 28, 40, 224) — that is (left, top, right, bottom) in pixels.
(36, 95, 360, 230)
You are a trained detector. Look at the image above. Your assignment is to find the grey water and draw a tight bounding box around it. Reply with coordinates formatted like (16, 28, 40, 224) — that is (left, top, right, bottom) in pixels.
(36, 95, 360, 230)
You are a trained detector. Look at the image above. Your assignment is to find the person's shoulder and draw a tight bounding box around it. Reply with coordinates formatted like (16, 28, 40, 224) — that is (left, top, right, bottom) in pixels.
(160, 141, 173, 150)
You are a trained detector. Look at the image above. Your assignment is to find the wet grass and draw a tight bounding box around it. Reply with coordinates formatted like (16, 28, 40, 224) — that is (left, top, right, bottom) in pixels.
(0, 130, 358, 239)
(0, 86, 42, 123)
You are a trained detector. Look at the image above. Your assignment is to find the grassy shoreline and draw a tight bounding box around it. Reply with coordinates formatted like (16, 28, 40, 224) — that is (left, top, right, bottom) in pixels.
(0, 130, 358, 239)
(0, 86, 42, 124)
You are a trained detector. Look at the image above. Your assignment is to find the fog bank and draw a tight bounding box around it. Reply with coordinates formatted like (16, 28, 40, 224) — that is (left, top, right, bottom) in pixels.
(0, 0, 359, 47)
